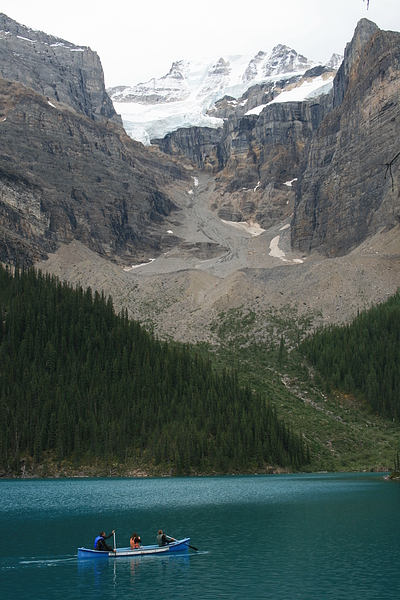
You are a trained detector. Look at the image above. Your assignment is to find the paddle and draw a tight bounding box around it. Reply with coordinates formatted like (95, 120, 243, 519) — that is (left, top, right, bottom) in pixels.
(111, 530, 116, 554)
(166, 534, 198, 552)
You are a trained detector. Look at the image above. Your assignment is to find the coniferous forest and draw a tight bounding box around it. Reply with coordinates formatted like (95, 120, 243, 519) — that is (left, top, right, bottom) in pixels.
(300, 290, 400, 421)
(0, 264, 310, 475)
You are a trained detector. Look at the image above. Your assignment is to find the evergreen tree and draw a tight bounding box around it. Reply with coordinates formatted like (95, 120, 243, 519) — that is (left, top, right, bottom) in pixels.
(0, 264, 310, 475)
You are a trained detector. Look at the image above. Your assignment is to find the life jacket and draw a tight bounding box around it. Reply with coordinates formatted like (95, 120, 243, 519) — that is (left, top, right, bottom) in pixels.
(94, 535, 104, 550)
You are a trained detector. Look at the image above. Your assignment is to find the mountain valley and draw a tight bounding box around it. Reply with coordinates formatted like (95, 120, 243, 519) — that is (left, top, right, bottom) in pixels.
(1, 12, 400, 474)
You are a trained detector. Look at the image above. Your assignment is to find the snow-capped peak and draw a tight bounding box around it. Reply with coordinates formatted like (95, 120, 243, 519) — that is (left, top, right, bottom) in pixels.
(325, 53, 343, 70)
(108, 46, 340, 145)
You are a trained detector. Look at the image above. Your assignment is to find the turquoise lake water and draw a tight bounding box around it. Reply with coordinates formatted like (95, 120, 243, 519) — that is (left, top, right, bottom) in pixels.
(1, 473, 399, 599)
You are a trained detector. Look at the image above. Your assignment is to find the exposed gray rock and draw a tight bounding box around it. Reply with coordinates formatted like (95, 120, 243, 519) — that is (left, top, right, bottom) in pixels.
(333, 18, 379, 109)
(153, 127, 222, 170)
(0, 69, 186, 266)
(292, 23, 400, 256)
(0, 13, 121, 126)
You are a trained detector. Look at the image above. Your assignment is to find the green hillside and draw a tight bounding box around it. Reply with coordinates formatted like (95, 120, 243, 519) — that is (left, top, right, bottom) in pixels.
(300, 291, 400, 421)
(202, 300, 400, 473)
(0, 264, 308, 477)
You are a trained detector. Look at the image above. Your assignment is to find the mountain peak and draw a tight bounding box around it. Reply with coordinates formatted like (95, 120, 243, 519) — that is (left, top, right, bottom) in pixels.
(333, 18, 380, 107)
(108, 46, 339, 144)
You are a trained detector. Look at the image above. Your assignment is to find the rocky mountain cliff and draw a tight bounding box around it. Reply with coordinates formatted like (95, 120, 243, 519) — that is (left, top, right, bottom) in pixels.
(292, 19, 400, 256)
(152, 19, 400, 257)
(0, 14, 187, 266)
(153, 66, 336, 229)
(0, 13, 121, 126)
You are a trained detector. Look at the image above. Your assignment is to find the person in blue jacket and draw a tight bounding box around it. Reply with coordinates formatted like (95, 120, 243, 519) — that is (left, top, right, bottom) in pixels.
(94, 530, 115, 552)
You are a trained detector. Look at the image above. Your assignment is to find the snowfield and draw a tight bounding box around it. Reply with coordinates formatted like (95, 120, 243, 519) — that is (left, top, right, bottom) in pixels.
(109, 48, 341, 145)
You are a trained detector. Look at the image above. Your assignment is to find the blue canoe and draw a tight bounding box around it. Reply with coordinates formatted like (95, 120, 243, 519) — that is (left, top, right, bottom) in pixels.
(78, 537, 190, 559)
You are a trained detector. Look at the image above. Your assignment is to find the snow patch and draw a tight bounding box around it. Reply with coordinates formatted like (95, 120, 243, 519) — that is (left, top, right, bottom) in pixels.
(124, 259, 155, 271)
(245, 104, 268, 116)
(17, 35, 35, 43)
(269, 236, 286, 259)
(47, 101, 56, 108)
(269, 235, 303, 264)
(283, 178, 298, 187)
(221, 220, 265, 237)
(268, 76, 334, 105)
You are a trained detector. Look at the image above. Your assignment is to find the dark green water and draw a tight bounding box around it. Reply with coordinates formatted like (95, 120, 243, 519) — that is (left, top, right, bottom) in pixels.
(1, 473, 399, 599)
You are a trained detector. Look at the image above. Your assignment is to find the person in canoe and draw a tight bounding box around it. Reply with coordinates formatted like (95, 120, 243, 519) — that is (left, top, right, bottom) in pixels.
(157, 529, 174, 546)
(94, 530, 116, 553)
(130, 532, 142, 549)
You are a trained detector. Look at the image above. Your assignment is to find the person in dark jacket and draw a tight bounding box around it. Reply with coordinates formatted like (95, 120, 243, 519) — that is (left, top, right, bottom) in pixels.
(156, 529, 174, 547)
(94, 530, 116, 552)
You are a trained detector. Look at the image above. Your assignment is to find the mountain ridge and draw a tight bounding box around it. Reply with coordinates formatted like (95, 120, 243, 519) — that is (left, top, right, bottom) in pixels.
(0, 13, 121, 126)
(0, 13, 189, 266)
(107, 46, 342, 144)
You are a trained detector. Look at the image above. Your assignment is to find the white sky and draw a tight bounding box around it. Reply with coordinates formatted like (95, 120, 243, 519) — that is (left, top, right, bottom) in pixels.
(1, 0, 400, 88)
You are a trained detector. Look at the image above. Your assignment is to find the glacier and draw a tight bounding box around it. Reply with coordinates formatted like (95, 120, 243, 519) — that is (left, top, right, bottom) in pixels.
(108, 46, 342, 145)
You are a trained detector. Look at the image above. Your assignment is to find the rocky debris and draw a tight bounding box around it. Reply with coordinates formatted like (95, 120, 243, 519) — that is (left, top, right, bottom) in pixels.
(0, 13, 121, 126)
(292, 20, 400, 256)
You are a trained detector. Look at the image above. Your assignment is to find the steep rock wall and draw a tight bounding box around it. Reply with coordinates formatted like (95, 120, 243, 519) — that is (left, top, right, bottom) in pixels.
(292, 22, 400, 256)
(153, 76, 333, 229)
(0, 13, 121, 126)
(210, 94, 330, 227)
(0, 78, 185, 265)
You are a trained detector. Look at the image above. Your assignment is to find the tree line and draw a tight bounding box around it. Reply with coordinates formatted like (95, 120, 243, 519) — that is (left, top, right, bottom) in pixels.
(0, 264, 310, 474)
(300, 290, 400, 421)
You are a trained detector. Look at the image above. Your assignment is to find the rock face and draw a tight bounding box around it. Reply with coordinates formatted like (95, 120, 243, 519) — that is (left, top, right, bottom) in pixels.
(154, 19, 400, 258)
(0, 14, 187, 266)
(154, 71, 334, 229)
(155, 126, 222, 170)
(292, 19, 400, 256)
(0, 13, 121, 126)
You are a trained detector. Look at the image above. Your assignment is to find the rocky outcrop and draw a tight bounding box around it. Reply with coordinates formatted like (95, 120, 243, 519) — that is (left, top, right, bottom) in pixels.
(292, 20, 400, 256)
(0, 13, 121, 126)
(0, 12, 191, 267)
(154, 83, 333, 228)
(212, 96, 332, 228)
(154, 126, 222, 170)
(332, 19, 379, 109)
(0, 75, 186, 266)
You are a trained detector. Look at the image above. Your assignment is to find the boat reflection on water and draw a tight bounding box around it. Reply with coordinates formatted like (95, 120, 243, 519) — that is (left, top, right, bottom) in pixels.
(78, 552, 190, 586)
